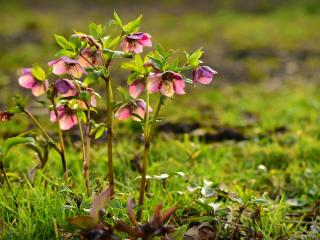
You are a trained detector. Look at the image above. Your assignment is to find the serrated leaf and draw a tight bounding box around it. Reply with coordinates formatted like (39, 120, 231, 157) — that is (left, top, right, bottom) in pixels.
(54, 49, 75, 58)
(94, 127, 105, 139)
(113, 11, 123, 27)
(89, 23, 102, 39)
(54, 34, 71, 50)
(32, 64, 46, 81)
(123, 15, 142, 33)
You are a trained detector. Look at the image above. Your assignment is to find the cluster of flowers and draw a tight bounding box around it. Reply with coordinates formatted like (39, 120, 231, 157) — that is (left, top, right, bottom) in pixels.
(1, 13, 217, 237)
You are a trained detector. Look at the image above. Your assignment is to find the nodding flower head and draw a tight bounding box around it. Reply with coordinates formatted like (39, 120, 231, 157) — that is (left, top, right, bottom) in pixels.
(48, 57, 87, 79)
(0, 111, 13, 122)
(147, 71, 185, 97)
(120, 32, 152, 54)
(192, 66, 217, 85)
(115, 99, 152, 121)
(18, 68, 49, 97)
(54, 79, 78, 97)
(79, 48, 104, 68)
(129, 79, 145, 99)
(50, 105, 78, 130)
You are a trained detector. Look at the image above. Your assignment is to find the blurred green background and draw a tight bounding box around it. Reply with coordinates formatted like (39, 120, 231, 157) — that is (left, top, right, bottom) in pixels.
(1, 0, 320, 121)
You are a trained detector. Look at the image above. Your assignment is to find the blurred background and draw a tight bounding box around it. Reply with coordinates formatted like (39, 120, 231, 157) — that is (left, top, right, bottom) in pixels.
(1, 0, 320, 134)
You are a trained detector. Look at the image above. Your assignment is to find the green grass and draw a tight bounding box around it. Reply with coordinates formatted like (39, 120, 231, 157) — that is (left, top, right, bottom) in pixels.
(1, 80, 320, 239)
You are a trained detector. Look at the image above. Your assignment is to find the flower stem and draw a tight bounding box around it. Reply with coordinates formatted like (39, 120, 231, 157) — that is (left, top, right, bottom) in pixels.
(104, 76, 115, 196)
(52, 103, 68, 180)
(0, 160, 18, 207)
(137, 95, 162, 221)
(24, 109, 50, 141)
(77, 115, 90, 196)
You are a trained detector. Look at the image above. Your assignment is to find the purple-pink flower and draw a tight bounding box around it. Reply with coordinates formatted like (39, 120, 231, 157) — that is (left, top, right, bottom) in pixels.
(120, 32, 152, 54)
(192, 66, 217, 85)
(50, 105, 78, 130)
(115, 99, 152, 121)
(18, 68, 49, 97)
(129, 79, 145, 98)
(79, 48, 104, 68)
(54, 79, 78, 97)
(48, 57, 87, 79)
(0, 111, 13, 122)
(147, 71, 185, 97)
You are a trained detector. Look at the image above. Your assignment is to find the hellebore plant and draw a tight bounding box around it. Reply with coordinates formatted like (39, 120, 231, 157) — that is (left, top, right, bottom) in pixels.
(1, 12, 217, 213)
(117, 45, 216, 219)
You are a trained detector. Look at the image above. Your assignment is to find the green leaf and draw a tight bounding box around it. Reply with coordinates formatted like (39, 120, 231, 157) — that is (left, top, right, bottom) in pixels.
(54, 34, 71, 50)
(32, 64, 46, 81)
(123, 14, 142, 33)
(186, 48, 203, 67)
(94, 127, 105, 140)
(113, 11, 123, 27)
(169, 225, 188, 240)
(89, 23, 102, 39)
(54, 49, 75, 58)
(3, 136, 33, 156)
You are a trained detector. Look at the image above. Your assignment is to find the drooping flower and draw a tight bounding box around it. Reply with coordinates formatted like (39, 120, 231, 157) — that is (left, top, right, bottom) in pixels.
(0, 111, 13, 122)
(79, 48, 104, 68)
(120, 32, 152, 54)
(48, 57, 87, 79)
(192, 66, 217, 85)
(115, 99, 152, 121)
(129, 79, 145, 98)
(18, 68, 49, 97)
(77, 88, 97, 109)
(54, 79, 78, 97)
(147, 71, 185, 97)
(50, 105, 78, 130)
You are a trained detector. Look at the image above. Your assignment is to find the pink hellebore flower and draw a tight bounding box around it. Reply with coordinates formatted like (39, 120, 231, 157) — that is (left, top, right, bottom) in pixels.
(50, 105, 78, 130)
(115, 99, 152, 121)
(129, 79, 145, 98)
(147, 71, 185, 97)
(120, 32, 152, 54)
(192, 66, 217, 85)
(79, 48, 104, 68)
(18, 68, 49, 97)
(54, 79, 78, 97)
(76, 88, 97, 109)
(48, 57, 87, 79)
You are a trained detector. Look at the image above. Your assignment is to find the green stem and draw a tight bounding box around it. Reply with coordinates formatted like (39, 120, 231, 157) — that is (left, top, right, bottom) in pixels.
(52, 103, 68, 180)
(24, 109, 50, 141)
(0, 160, 18, 207)
(85, 110, 91, 196)
(104, 76, 115, 196)
(137, 95, 162, 221)
(77, 115, 90, 196)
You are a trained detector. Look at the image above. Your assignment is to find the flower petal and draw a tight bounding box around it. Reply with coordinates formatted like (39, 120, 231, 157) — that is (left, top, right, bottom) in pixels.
(129, 79, 145, 98)
(51, 60, 68, 75)
(60, 113, 78, 130)
(115, 105, 131, 120)
(31, 81, 49, 97)
(173, 78, 186, 95)
(160, 81, 175, 97)
(147, 74, 161, 93)
(18, 75, 36, 89)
